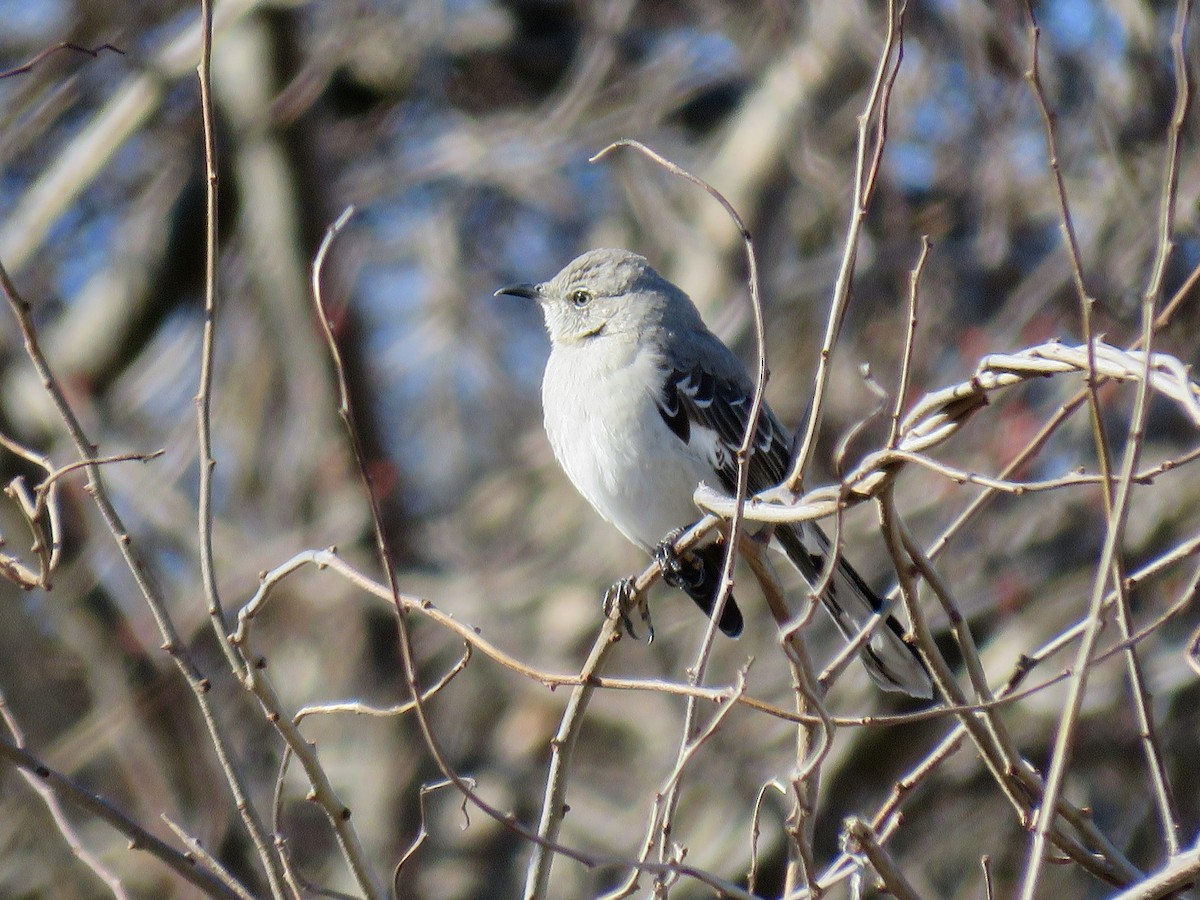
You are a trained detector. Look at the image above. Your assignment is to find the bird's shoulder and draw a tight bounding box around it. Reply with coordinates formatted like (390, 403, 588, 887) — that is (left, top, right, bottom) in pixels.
(654, 327, 794, 493)
(658, 321, 750, 385)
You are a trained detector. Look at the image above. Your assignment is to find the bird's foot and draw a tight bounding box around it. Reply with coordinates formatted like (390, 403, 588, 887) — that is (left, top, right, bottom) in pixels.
(653, 529, 704, 592)
(603, 577, 655, 643)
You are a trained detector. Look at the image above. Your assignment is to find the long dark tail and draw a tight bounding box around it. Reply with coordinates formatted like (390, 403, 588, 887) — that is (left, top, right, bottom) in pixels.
(775, 523, 933, 699)
(671, 544, 744, 637)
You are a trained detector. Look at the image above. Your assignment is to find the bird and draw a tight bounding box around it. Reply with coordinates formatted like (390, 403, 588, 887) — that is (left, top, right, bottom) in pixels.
(497, 248, 933, 699)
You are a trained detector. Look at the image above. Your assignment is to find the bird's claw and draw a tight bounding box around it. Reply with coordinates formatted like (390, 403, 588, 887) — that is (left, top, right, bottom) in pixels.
(653, 529, 704, 593)
(604, 577, 655, 643)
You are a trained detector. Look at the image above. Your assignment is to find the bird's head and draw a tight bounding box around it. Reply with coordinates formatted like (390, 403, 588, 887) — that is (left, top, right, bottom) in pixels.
(496, 248, 697, 346)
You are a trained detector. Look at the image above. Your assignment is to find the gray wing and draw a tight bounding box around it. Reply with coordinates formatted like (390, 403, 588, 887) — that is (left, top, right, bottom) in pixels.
(654, 357, 794, 496)
(653, 358, 828, 587)
(650, 347, 785, 640)
(655, 351, 933, 698)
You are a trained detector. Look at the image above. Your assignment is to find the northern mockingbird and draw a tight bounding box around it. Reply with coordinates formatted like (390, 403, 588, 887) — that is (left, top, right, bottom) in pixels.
(498, 248, 932, 699)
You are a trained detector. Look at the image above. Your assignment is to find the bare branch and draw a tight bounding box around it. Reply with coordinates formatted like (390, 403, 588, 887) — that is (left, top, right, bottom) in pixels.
(0, 42, 125, 80)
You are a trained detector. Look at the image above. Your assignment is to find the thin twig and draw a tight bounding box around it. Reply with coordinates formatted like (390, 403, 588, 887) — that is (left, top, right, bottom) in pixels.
(1019, 3, 1191, 893)
(0, 42, 125, 79)
(0, 0, 265, 272)
(237, 656, 384, 899)
(788, 0, 907, 491)
(778, 634, 825, 896)
(843, 817, 922, 900)
(1108, 845, 1200, 900)
(597, 668, 753, 900)
(194, 2, 289, 892)
(233, 549, 812, 727)
(695, 340, 1200, 526)
(1024, 0, 1180, 863)
(0, 692, 130, 899)
(916, 256, 1200, 576)
(395, 780, 461, 888)
(817, 547, 1200, 895)
(879, 490, 1137, 891)
(195, 0, 240, 671)
(0, 258, 280, 896)
(1023, 0, 1110, 473)
(161, 815, 257, 900)
(252, 535, 1198, 731)
(748, 781, 787, 895)
(524, 616, 621, 899)
(269, 650, 469, 897)
(0, 736, 243, 899)
(1, 436, 60, 589)
(294, 646, 471, 724)
(2, 444, 158, 590)
(888, 237, 930, 449)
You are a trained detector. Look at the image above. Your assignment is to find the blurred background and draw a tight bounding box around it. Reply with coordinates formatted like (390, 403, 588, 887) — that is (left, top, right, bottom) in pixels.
(1, 0, 1199, 897)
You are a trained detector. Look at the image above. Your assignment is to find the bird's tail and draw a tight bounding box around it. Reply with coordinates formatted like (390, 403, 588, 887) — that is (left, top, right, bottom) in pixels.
(673, 543, 744, 637)
(775, 522, 933, 699)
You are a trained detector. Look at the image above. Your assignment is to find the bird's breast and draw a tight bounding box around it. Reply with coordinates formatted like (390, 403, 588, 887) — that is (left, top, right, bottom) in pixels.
(541, 340, 713, 550)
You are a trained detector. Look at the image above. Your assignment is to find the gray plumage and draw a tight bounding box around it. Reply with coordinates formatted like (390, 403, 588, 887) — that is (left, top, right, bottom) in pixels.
(498, 248, 932, 699)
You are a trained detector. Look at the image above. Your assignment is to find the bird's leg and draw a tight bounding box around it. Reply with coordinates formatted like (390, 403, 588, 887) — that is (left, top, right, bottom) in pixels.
(603, 577, 655, 643)
(652, 526, 706, 593)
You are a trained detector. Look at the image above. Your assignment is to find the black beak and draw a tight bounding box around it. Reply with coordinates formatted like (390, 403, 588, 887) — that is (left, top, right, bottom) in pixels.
(494, 282, 541, 301)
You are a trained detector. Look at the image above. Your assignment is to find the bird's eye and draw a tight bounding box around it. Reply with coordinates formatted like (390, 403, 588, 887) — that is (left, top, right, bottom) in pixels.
(570, 289, 592, 308)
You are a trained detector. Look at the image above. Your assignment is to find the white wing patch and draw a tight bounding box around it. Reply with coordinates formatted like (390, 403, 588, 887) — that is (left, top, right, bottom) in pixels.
(657, 364, 792, 494)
